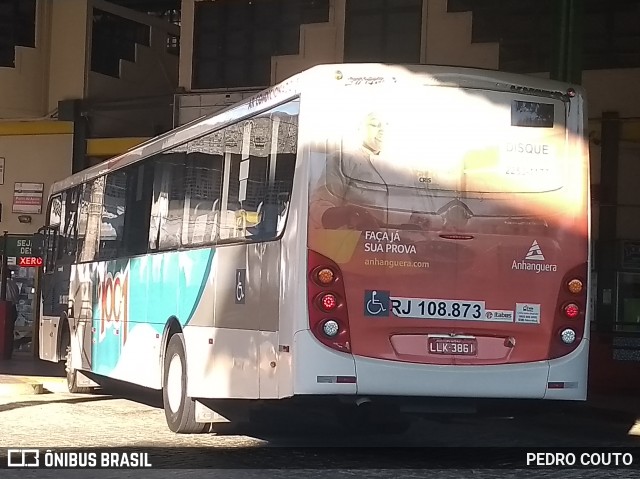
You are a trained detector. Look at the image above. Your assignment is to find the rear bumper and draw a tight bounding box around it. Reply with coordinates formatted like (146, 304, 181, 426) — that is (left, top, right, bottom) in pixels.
(293, 329, 588, 400)
(353, 338, 588, 400)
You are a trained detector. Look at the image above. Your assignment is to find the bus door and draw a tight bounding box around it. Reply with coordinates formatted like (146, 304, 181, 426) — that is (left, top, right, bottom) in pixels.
(39, 188, 81, 362)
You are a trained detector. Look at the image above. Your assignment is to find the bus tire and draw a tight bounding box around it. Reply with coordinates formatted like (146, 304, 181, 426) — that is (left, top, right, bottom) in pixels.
(65, 345, 92, 394)
(162, 333, 207, 434)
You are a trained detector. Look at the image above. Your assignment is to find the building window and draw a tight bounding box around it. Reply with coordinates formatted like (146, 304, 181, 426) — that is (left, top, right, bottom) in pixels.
(344, 0, 422, 63)
(583, 1, 640, 70)
(0, 0, 36, 67)
(447, 0, 640, 73)
(192, 0, 329, 89)
(91, 8, 151, 77)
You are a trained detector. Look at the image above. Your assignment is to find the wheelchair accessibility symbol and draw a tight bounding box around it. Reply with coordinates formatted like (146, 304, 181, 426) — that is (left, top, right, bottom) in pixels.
(364, 290, 390, 317)
(235, 269, 246, 304)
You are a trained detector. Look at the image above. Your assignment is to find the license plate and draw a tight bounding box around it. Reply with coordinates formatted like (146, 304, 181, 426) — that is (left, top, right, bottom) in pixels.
(428, 337, 477, 356)
(391, 297, 485, 321)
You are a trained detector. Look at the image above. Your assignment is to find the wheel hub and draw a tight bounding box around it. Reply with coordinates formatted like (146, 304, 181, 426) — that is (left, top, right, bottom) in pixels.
(167, 353, 183, 413)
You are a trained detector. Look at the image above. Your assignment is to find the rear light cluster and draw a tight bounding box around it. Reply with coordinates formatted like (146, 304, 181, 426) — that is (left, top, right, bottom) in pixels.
(307, 250, 352, 353)
(550, 264, 588, 359)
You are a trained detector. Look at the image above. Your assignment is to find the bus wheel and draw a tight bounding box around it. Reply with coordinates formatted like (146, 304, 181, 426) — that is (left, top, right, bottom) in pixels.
(162, 333, 207, 434)
(65, 346, 92, 394)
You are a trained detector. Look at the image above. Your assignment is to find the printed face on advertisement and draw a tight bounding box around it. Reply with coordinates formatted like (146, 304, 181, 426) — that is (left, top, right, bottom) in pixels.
(362, 113, 385, 154)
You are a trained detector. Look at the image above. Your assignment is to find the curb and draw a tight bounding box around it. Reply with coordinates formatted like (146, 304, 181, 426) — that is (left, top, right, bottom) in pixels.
(0, 378, 45, 396)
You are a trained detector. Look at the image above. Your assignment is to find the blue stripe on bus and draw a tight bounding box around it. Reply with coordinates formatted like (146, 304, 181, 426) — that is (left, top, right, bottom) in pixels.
(91, 248, 215, 376)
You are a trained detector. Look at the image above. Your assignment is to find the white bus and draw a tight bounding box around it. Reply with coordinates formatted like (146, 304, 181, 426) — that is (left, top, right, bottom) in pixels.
(38, 64, 591, 433)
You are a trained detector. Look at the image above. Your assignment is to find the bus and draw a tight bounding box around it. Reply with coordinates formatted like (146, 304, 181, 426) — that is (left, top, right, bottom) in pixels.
(37, 63, 590, 434)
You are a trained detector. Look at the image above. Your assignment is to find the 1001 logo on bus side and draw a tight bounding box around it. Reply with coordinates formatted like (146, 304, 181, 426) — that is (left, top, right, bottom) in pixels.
(98, 268, 129, 345)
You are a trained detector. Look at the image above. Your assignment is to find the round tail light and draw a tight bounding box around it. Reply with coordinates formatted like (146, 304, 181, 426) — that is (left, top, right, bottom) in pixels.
(320, 293, 337, 311)
(316, 268, 335, 285)
(560, 328, 576, 344)
(567, 279, 583, 294)
(322, 320, 340, 337)
(563, 303, 580, 319)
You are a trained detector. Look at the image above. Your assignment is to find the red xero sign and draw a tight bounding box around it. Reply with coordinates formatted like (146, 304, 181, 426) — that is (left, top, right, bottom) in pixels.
(18, 256, 43, 267)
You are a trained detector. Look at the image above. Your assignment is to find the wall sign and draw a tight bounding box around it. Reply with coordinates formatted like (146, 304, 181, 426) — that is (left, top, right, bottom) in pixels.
(3, 235, 43, 267)
(13, 182, 44, 214)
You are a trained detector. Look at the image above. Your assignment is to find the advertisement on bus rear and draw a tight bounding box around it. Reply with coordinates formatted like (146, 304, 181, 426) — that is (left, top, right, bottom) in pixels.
(307, 79, 589, 366)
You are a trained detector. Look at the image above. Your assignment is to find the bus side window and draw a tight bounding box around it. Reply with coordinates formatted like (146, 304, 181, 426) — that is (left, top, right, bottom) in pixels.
(96, 171, 128, 261)
(42, 195, 62, 273)
(265, 105, 298, 237)
(77, 179, 102, 263)
(149, 154, 185, 251)
(123, 161, 154, 256)
(226, 118, 269, 241)
(217, 100, 299, 243)
(58, 187, 80, 262)
(182, 148, 223, 246)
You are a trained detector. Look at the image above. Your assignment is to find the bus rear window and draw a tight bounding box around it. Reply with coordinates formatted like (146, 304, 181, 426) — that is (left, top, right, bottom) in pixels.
(511, 101, 555, 128)
(332, 87, 566, 196)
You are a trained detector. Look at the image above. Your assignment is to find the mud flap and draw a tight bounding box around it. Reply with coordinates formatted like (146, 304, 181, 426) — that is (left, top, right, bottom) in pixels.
(195, 401, 235, 423)
(76, 371, 100, 388)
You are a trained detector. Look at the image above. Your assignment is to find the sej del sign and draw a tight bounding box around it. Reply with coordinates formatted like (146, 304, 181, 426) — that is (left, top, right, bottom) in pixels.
(4, 235, 43, 267)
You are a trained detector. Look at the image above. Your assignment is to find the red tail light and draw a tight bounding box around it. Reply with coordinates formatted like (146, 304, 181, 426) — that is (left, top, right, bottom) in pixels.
(549, 263, 587, 359)
(307, 250, 351, 353)
(563, 303, 580, 319)
(319, 293, 338, 311)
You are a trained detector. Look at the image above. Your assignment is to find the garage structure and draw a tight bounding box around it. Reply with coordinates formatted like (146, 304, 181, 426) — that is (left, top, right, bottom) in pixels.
(0, 0, 638, 394)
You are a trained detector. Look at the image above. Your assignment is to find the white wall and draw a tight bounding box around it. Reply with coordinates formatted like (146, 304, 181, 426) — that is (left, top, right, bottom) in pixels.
(0, 0, 93, 119)
(47, 0, 90, 111)
(180, 0, 503, 89)
(423, 0, 499, 68)
(0, 133, 72, 234)
(271, 0, 344, 84)
(0, 1, 51, 118)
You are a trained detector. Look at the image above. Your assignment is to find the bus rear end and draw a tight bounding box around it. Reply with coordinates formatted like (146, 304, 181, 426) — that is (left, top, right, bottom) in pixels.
(302, 66, 589, 404)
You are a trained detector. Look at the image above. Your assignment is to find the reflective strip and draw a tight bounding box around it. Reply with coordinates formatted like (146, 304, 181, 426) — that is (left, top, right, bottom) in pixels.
(317, 376, 357, 384)
(548, 381, 579, 389)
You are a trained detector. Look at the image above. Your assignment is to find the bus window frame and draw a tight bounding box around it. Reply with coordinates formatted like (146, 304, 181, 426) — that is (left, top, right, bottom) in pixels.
(149, 98, 300, 253)
(35, 224, 59, 275)
(44, 96, 301, 263)
(38, 193, 63, 274)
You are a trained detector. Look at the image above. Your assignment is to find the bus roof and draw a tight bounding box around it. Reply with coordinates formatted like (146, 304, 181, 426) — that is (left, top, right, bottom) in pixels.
(49, 63, 583, 197)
